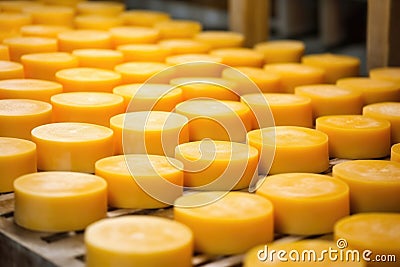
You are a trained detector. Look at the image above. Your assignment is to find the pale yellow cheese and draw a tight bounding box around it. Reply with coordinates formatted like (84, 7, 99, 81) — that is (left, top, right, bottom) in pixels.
(210, 48, 264, 67)
(109, 26, 160, 47)
(254, 40, 305, 63)
(3, 36, 58, 62)
(72, 48, 124, 70)
(0, 60, 24, 80)
(58, 30, 112, 52)
(194, 31, 244, 49)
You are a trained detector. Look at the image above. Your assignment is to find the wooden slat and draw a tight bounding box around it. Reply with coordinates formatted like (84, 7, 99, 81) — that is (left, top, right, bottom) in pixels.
(367, 0, 400, 69)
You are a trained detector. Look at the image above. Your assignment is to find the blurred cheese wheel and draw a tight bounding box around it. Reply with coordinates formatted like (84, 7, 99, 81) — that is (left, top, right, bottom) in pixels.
(58, 30, 112, 52)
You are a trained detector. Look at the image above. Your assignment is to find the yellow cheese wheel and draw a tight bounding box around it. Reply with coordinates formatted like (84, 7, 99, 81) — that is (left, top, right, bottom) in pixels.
(174, 191, 274, 255)
(0, 44, 10, 61)
(239, 94, 275, 130)
(175, 140, 259, 190)
(58, 30, 112, 52)
(31, 122, 114, 173)
(85, 216, 193, 267)
(0, 99, 52, 140)
(55, 67, 121, 93)
(109, 26, 160, 47)
(21, 52, 79, 81)
(110, 111, 189, 157)
(391, 143, 400, 163)
(14, 171, 107, 232)
(254, 40, 305, 63)
(257, 173, 349, 235)
(302, 53, 360, 83)
(247, 126, 329, 174)
(3, 36, 58, 62)
(51, 92, 124, 126)
(0, 12, 31, 32)
(112, 83, 182, 112)
(0, 60, 24, 80)
(158, 39, 210, 55)
(244, 240, 366, 266)
(165, 54, 223, 77)
(117, 44, 171, 62)
(336, 77, 400, 105)
(363, 102, 400, 144)
(170, 77, 239, 100)
(20, 24, 72, 38)
(76, 1, 125, 16)
(210, 48, 264, 67)
(154, 19, 201, 39)
(0, 78, 62, 102)
(316, 115, 391, 159)
(175, 99, 251, 142)
(0, 137, 36, 193)
(194, 31, 244, 49)
(222, 66, 281, 94)
(114, 62, 169, 84)
(370, 67, 400, 87)
(264, 63, 325, 93)
(120, 10, 170, 27)
(0, 1, 43, 13)
(22, 5, 75, 26)
(333, 160, 400, 213)
(295, 84, 363, 119)
(74, 15, 123, 31)
(72, 48, 123, 70)
(334, 213, 400, 267)
(95, 154, 183, 208)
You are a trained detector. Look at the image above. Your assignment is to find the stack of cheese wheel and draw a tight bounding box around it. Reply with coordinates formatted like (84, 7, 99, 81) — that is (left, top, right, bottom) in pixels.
(0, 2, 399, 266)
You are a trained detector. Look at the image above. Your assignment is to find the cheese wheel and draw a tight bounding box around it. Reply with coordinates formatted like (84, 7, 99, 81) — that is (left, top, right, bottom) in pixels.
(95, 154, 183, 208)
(244, 240, 366, 266)
(264, 63, 325, 93)
(72, 48, 123, 70)
(175, 99, 251, 142)
(256, 173, 349, 235)
(0, 1, 43, 13)
(158, 39, 210, 55)
(112, 83, 182, 112)
(31, 122, 114, 173)
(175, 140, 259, 190)
(244, 93, 313, 128)
(0, 99, 52, 140)
(20, 24, 72, 38)
(210, 48, 264, 67)
(21, 52, 79, 81)
(74, 15, 123, 31)
(56, 67, 121, 93)
(14, 171, 107, 232)
(22, 5, 75, 26)
(120, 10, 170, 27)
(247, 126, 329, 174)
(0, 45, 10, 61)
(117, 44, 171, 62)
(109, 26, 160, 47)
(333, 160, 400, 213)
(109, 111, 188, 157)
(336, 77, 400, 105)
(391, 143, 400, 163)
(51, 92, 124, 127)
(174, 191, 274, 255)
(0, 78, 62, 102)
(58, 30, 112, 52)
(85, 216, 193, 267)
(3, 36, 58, 62)
(154, 19, 201, 39)
(114, 62, 169, 84)
(76, 1, 125, 16)
(370, 67, 400, 87)
(254, 40, 305, 63)
(316, 115, 391, 159)
(0, 61, 24, 80)
(295, 84, 363, 119)
(222, 67, 281, 94)
(363, 102, 400, 144)
(165, 54, 223, 77)
(194, 31, 244, 49)
(0, 137, 36, 193)
(170, 77, 239, 101)
(0, 12, 31, 32)
(334, 213, 400, 267)
(302, 53, 360, 83)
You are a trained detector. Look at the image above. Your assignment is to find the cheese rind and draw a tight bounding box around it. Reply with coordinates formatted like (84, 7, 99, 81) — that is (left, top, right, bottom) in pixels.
(194, 31, 244, 49)
(256, 173, 349, 235)
(254, 40, 305, 63)
(3, 36, 58, 62)
(210, 48, 264, 67)
(58, 30, 112, 52)
(14, 171, 107, 232)
(72, 48, 123, 70)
